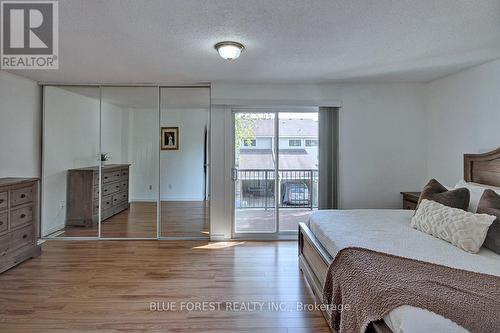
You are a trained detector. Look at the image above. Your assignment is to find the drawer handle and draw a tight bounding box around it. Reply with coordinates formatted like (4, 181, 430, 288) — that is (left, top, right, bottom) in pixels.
(104, 189, 108, 192)
(104, 176, 108, 179)
(22, 234, 28, 239)
(0, 221, 3, 225)
(0, 199, 3, 204)
(106, 201, 110, 205)
(116, 185, 120, 188)
(20, 194, 26, 198)
(20, 214, 26, 219)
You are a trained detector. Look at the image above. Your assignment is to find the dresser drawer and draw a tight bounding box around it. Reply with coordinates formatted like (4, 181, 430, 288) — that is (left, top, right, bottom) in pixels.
(403, 199, 417, 210)
(10, 205, 33, 229)
(121, 168, 129, 178)
(10, 186, 33, 207)
(0, 232, 11, 257)
(102, 182, 121, 196)
(112, 192, 128, 205)
(103, 170, 122, 184)
(0, 225, 33, 257)
(120, 181, 128, 191)
(0, 212, 8, 234)
(0, 192, 7, 211)
(101, 195, 113, 210)
(9, 225, 34, 253)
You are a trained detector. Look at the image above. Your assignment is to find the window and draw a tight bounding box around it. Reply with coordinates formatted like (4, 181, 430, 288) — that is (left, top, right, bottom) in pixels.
(305, 139, 318, 147)
(243, 139, 257, 147)
(289, 139, 301, 147)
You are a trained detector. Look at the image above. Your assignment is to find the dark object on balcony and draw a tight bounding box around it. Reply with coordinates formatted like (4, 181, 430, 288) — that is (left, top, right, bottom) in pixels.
(282, 183, 310, 206)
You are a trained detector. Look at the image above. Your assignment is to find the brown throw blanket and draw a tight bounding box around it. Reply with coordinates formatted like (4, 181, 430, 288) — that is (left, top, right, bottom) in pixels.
(322, 247, 500, 333)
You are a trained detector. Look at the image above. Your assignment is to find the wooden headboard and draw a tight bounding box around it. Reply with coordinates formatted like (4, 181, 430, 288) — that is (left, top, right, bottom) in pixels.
(464, 147, 500, 187)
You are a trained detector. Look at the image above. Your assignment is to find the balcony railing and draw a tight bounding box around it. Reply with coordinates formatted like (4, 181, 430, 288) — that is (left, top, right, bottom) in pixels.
(235, 169, 318, 209)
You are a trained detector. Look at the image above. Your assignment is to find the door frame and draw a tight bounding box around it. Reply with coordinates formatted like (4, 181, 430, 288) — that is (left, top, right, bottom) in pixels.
(230, 106, 319, 240)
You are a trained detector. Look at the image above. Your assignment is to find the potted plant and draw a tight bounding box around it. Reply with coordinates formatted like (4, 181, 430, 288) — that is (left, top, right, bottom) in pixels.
(101, 152, 110, 165)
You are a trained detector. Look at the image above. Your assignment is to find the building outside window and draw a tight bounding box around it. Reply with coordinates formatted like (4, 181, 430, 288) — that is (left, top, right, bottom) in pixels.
(243, 139, 257, 147)
(305, 139, 318, 147)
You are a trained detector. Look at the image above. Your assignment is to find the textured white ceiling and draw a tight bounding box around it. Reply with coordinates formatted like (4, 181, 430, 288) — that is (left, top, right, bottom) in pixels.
(8, 0, 500, 84)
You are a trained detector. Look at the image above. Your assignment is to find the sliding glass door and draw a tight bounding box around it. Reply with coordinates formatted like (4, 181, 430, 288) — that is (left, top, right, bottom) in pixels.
(233, 112, 277, 234)
(232, 109, 318, 238)
(278, 112, 319, 231)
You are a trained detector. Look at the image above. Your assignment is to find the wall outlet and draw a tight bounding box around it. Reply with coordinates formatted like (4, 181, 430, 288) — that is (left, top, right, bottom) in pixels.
(60, 200, 65, 208)
(168, 184, 172, 189)
(149, 185, 153, 190)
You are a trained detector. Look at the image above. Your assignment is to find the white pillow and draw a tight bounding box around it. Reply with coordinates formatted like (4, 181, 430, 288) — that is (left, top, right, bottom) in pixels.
(454, 180, 500, 213)
(411, 199, 496, 253)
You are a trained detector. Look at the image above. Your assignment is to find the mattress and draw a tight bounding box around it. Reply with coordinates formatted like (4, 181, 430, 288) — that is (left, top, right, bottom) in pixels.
(307, 209, 500, 333)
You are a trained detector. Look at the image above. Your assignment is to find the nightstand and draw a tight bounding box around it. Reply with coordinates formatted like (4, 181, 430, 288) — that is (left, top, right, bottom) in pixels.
(400, 192, 421, 210)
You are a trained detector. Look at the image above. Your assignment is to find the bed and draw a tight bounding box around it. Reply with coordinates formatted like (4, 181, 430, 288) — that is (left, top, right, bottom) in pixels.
(298, 148, 500, 333)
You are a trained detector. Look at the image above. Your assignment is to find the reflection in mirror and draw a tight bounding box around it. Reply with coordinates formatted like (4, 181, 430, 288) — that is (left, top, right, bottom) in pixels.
(42, 86, 100, 238)
(100, 87, 159, 238)
(160, 87, 210, 238)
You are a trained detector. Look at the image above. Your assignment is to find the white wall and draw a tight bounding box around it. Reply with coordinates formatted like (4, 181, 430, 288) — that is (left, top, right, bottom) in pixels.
(160, 108, 208, 201)
(425, 59, 500, 186)
(0, 71, 40, 178)
(101, 102, 159, 202)
(101, 101, 128, 164)
(126, 107, 158, 202)
(210, 82, 428, 239)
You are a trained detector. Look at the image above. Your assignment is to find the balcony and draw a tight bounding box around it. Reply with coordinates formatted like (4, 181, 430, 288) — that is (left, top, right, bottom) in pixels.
(234, 169, 318, 233)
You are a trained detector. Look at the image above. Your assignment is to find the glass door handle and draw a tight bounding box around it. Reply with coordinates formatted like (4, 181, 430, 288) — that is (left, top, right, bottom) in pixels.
(231, 167, 238, 181)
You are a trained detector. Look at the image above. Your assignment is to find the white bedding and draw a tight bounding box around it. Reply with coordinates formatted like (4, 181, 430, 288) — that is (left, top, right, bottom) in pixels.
(307, 209, 500, 333)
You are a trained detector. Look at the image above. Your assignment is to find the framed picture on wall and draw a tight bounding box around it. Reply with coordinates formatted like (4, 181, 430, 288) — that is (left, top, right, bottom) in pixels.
(161, 127, 179, 150)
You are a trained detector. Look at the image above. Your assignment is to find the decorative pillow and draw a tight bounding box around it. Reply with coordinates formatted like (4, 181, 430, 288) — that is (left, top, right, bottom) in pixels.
(411, 199, 496, 253)
(454, 180, 500, 213)
(477, 189, 500, 254)
(418, 179, 470, 211)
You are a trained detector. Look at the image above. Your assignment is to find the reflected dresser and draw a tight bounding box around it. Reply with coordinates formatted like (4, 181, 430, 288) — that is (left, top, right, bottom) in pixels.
(66, 164, 130, 227)
(0, 178, 41, 274)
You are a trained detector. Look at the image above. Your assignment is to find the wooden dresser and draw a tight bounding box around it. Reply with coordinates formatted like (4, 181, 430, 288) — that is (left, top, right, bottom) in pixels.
(0, 178, 41, 274)
(400, 191, 421, 210)
(66, 164, 130, 227)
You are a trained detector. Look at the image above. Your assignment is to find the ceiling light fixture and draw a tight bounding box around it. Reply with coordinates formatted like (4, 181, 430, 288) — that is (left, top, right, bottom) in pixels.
(214, 41, 245, 60)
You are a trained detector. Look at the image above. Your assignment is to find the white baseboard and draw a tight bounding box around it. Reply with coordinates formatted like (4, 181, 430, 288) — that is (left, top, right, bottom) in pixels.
(210, 234, 230, 241)
(42, 223, 65, 237)
(129, 198, 157, 202)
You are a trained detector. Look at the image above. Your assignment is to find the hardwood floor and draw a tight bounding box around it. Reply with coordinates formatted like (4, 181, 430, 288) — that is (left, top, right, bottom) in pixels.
(57, 201, 209, 238)
(54, 202, 311, 238)
(0, 241, 330, 332)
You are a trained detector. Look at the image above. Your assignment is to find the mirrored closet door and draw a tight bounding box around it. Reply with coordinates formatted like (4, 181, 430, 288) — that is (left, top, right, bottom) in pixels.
(159, 87, 210, 238)
(41, 85, 210, 240)
(42, 86, 101, 238)
(100, 87, 159, 239)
